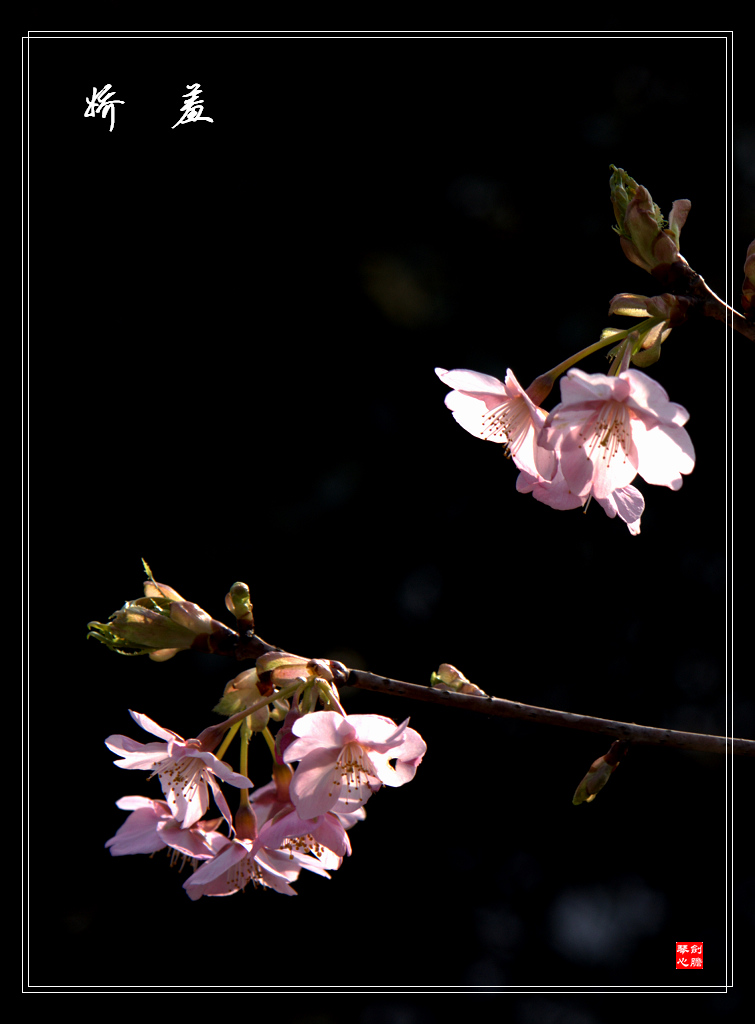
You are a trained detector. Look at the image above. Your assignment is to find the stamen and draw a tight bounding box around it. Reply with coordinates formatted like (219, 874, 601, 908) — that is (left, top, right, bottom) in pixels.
(580, 402, 630, 466)
(151, 756, 203, 803)
(329, 743, 374, 806)
(480, 398, 530, 458)
(282, 833, 325, 860)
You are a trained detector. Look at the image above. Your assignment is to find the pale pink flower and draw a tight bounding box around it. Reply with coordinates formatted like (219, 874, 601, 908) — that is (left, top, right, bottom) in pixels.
(251, 806, 351, 871)
(539, 367, 694, 501)
(250, 775, 371, 832)
(435, 367, 556, 480)
(183, 804, 351, 899)
(282, 711, 426, 819)
(105, 795, 223, 860)
(516, 465, 646, 535)
(105, 710, 253, 829)
(593, 484, 645, 536)
(105, 796, 175, 856)
(182, 833, 333, 899)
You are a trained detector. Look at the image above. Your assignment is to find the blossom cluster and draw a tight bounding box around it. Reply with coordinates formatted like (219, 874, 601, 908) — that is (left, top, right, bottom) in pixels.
(105, 703, 426, 899)
(435, 364, 694, 535)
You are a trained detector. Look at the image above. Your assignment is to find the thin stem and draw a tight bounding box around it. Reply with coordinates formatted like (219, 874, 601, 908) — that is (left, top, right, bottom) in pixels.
(542, 334, 620, 383)
(261, 725, 277, 759)
(239, 717, 252, 780)
(214, 719, 241, 762)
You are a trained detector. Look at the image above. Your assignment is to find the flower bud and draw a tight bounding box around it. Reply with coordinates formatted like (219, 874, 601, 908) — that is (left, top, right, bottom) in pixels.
(606, 291, 684, 367)
(256, 652, 312, 683)
(224, 582, 255, 629)
(87, 583, 236, 660)
(609, 166, 690, 273)
(572, 741, 628, 805)
(430, 663, 488, 696)
(213, 668, 270, 730)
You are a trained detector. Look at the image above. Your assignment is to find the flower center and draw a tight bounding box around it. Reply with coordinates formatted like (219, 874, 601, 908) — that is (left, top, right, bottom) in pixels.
(153, 755, 204, 802)
(332, 742, 374, 805)
(481, 397, 530, 458)
(582, 401, 631, 465)
(226, 852, 265, 893)
(282, 833, 325, 861)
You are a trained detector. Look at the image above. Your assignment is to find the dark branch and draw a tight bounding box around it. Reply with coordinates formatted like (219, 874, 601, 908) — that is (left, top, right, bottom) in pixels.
(346, 669, 754, 757)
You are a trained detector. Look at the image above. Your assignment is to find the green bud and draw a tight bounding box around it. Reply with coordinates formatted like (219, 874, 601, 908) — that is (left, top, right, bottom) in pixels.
(87, 576, 236, 660)
(572, 741, 627, 805)
(224, 582, 255, 628)
(572, 756, 616, 804)
(430, 662, 488, 696)
(213, 668, 270, 730)
(87, 602, 208, 659)
(609, 165, 690, 273)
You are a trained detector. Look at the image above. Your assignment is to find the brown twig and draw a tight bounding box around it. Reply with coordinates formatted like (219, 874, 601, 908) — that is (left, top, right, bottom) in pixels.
(346, 668, 754, 757)
(106, 618, 752, 757)
(652, 260, 755, 340)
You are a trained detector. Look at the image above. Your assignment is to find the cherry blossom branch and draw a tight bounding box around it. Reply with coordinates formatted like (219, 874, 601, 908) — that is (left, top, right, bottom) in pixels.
(89, 566, 749, 759)
(651, 259, 755, 341)
(345, 669, 753, 757)
(193, 627, 754, 758)
(608, 167, 755, 342)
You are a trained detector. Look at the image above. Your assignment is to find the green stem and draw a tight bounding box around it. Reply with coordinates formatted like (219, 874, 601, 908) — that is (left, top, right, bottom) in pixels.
(542, 333, 623, 383)
(197, 682, 303, 752)
(214, 719, 241, 762)
(261, 725, 277, 760)
(239, 717, 252, 780)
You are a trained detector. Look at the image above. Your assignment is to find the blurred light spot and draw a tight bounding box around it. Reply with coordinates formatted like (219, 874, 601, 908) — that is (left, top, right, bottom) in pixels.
(549, 877, 666, 965)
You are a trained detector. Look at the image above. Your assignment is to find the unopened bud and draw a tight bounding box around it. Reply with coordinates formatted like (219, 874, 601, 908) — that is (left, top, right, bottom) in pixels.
(256, 652, 311, 682)
(87, 568, 236, 660)
(572, 741, 628, 805)
(431, 663, 488, 696)
(225, 582, 255, 629)
(606, 291, 682, 367)
(609, 166, 690, 273)
(213, 668, 270, 730)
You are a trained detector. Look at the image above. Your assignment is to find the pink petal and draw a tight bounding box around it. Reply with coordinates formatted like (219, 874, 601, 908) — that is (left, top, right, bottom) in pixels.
(128, 710, 183, 742)
(435, 367, 507, 397)
(632, 419, 695, 489)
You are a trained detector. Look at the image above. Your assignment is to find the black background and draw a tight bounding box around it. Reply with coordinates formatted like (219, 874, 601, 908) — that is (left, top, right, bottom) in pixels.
(27, 30, 752, 1013)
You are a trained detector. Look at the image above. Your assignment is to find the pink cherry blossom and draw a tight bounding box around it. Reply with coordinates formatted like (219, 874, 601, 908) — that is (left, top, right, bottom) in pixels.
(251, 806, 351, 871)
(105, 795, 223, 860)
(105, 796, 175, 856)
(435, 367, 556, 481)
(593, 484, 645, 536)
(539, 367, 694, 501)
(435, 364, 661, 533)
(105, 710, 253, 829)
(252, 777, 368, 833)
(182, 832, 333, 899)
(282, 711, 426, 820)
(182, 803, 351, 898)
(516, 465, 646, 535)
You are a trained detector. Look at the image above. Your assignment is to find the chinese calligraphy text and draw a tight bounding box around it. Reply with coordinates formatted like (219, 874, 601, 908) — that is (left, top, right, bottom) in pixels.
(84, 84, 124, 132)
